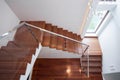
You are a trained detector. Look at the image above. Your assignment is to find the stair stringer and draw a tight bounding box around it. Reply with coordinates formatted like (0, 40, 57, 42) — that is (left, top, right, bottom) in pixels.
(20, 43, 42, 80)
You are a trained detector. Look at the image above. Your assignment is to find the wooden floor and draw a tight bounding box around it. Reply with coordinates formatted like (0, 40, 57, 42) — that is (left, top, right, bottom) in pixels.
(32, 59, 102, 80)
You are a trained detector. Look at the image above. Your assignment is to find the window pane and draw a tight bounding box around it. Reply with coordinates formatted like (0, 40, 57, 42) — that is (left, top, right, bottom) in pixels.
(87, 10, 107, 33)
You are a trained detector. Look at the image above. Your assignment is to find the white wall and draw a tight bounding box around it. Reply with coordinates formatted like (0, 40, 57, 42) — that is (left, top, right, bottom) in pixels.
(0, 0, 20, 35)
(5, 0, 89, 35)
(98, 2, 120, 74)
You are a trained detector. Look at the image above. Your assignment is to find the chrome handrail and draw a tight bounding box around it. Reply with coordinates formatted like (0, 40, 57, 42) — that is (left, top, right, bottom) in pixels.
(25, 22, 89, 47)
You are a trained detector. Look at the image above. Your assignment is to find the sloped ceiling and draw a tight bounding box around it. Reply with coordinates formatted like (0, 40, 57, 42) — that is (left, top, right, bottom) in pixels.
(5, 0, 89, 34)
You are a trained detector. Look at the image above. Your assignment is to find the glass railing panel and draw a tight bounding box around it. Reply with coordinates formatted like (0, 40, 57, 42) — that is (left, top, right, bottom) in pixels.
(25, 22, 89, 77)
(25, 22, 89, 55)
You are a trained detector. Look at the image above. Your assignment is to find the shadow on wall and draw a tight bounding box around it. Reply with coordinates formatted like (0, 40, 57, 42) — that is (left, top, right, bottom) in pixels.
(103, 72, 120, 80)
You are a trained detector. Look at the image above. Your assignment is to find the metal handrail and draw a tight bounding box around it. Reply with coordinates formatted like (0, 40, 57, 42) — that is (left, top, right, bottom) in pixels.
(25, 22, 89, 46)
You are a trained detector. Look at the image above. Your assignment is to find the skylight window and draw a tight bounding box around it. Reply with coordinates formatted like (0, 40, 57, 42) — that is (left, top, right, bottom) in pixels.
(87, 10, 108, 33)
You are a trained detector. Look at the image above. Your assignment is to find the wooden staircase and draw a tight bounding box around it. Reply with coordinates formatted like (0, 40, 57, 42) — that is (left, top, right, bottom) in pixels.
(25, 21, 82, 54)
(0, 21, 102, 80)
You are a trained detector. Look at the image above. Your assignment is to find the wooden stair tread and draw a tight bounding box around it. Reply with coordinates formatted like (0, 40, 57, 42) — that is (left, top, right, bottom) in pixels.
(82, 62, 102, 67)
(82, 55, 102, 62)
(50, 26, 57, 48)
(70, 32, 76, 53)
(68, 32, 73, 52)
(65, 31, 71, 52)
(82, 67, 102, 73)
(62, 30, 68, 51)
(56, 28, 64, 50)
(82, 58, 102, 62)
(42, 24, 52, 46)
(82, 55, 102, 59)
(73, 34, 78, 53)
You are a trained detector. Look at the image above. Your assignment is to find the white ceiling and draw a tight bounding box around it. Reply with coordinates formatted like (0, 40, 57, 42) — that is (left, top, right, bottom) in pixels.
(5, 0, 89, 34)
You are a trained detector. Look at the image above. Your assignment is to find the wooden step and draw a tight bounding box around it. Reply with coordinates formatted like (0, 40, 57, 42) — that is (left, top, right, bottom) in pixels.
(82, 67, 102, 74)
(70, 32, 76, 53)
(65, 31, 71, 52)
(73, 34, 79, 53)
(62, 30, 68, 51)
(77, 35, 82, 54)
(82, 58, 102, 62)
(50, 26, 57, 48)
(82, 55, 102, 61)
(68, 32, 72, 52)
(82, 55, 102, 62)
(82, 62, 102, 67)
(42, 24, 52, 47)
(89, 51, 102, 55)
(56, 28, 64, 50)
